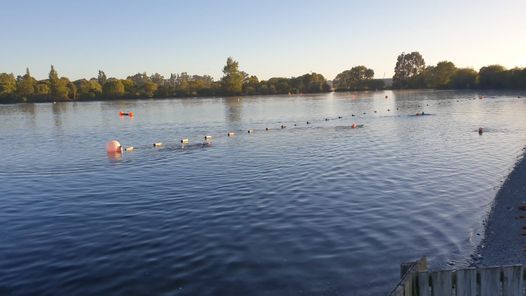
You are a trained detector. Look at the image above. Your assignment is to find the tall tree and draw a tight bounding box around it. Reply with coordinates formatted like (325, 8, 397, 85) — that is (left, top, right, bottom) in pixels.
(393, 51, 426, 88)
(16, 68, 36, 101)
(98, 70, 107, 86)
(221, 57, 244, 95)
(49, 65, 69, 101)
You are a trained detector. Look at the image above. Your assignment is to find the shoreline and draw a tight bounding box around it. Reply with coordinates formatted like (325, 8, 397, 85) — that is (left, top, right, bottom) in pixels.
(476, 147, 526, 266)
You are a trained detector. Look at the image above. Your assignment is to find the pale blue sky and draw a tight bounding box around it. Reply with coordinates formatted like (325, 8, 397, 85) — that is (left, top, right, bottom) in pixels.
(1, 0, 525, 80)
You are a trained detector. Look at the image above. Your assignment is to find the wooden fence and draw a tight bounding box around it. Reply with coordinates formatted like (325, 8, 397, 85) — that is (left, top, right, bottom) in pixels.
(388, 257, 524, 296)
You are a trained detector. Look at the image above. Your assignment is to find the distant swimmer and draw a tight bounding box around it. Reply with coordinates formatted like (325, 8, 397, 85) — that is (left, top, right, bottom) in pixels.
(478, 127, 484, 135)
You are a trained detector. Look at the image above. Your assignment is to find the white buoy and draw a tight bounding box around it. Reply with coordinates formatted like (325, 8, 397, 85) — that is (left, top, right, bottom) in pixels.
(124, 146, 134, 151)
(228, 132, 235, 137)
(248, 129, 254, 133)
(181, 138, 189, 144)
(204, 135, 212, 140)
(153, 142, 162, 147)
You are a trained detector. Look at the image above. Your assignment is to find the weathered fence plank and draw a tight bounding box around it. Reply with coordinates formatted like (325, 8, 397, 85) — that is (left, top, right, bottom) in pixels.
(431, 270, 452, 296)
(480, 267, 501, 296)
(393, 285, 404, 296)
(417, 272, 429, 296)
(404, 273, 413, 296)
(502, 265, 523, 296)
(455, 268, 476, 296)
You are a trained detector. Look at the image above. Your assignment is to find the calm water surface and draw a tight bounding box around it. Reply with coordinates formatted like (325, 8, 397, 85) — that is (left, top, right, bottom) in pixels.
(1, 90, 526, 295)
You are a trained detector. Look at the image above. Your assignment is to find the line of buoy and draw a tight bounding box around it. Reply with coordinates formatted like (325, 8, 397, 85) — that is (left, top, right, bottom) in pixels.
(107, 95, 492, 156)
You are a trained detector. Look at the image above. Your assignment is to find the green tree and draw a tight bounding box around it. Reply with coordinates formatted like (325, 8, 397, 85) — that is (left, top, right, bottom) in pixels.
(506, 68, 526, 89)
(65, 79, 77, 100)
(16, 68, 36, 101)
(75, 79, 103, 100)
(393, 51, 426, 88)
(423, 61, 457, 89)
(0, 73, 17, 102)
(479, 65, 506, 89)
(49, 65, 70, 101)
(34, 81, 50, 101)
(103, 79, 125, 98)
(450, 68, 478, 89)
(221, 57, 244, 95)
(98, 70, 107, 86)
(333, 66, 375, 90)
(150, 73, 165, 86)
(243, 75, 259, 95)
(141, 81, 158, 97)
(121, 79, 136, 97)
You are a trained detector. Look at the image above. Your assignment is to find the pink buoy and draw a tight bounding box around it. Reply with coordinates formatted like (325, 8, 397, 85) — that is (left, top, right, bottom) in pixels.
(106, 140, 122, 153)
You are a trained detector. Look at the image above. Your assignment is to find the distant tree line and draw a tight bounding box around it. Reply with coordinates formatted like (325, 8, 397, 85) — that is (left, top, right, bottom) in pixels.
(0, 57, 331, 103)
(2, 54, 526, 104)
(392, 51, 526, 90)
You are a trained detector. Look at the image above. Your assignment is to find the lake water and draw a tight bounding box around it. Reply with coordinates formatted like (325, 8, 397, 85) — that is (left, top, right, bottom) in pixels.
(1, 90, 526, 295)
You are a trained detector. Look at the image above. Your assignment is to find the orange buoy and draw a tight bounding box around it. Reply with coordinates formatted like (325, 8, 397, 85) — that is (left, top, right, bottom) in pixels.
(106, 140, 122, 153)
(119, 111, 134, 117)
(351, 123, 357, 128)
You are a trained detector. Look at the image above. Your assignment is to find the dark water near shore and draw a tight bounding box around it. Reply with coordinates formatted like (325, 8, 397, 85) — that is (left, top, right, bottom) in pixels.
(1, 90, 526, 295)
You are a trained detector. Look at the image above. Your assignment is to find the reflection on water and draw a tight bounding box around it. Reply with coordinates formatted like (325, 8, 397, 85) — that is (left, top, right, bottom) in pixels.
(1, 90, 526, 295)
(223, 96, 243, 123)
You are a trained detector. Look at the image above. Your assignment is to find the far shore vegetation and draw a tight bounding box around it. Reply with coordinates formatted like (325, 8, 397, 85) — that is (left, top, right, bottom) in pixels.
(1, 53, 526, 104)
